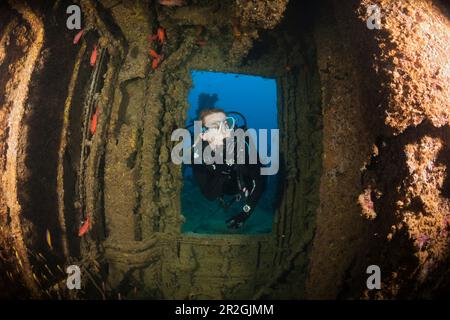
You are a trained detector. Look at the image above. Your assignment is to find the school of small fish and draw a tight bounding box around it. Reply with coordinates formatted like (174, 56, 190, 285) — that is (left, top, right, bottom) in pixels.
(148, 27, 166, 70)
(69, 18, 197, 242)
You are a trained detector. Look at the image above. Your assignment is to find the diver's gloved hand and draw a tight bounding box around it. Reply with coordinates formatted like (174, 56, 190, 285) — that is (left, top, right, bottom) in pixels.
(226, 211, 250, 229)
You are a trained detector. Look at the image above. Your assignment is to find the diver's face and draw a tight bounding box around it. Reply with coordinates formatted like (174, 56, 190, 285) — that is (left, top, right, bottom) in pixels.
(203, 112, 226, 128)
(201, 112, 230, 147)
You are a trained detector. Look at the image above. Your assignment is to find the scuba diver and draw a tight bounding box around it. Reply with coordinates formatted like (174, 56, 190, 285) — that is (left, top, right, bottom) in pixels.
(190, 108, 266, 229)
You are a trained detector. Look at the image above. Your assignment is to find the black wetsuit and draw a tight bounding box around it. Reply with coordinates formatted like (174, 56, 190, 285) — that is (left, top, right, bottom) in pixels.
(191, 134, 266, 228)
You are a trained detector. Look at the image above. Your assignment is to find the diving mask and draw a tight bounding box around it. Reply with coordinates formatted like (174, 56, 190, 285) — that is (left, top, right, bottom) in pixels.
(201, 116, 236, 148)
(202, 116, 235, 134)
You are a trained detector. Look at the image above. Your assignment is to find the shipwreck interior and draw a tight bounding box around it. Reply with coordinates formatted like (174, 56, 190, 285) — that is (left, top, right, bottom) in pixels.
(0, 0, 449, 300)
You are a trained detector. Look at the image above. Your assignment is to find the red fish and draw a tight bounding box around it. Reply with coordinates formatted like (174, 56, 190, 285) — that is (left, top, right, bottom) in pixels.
(152, 56, 161, 69)
(157, 27, 165, 44)
(151, 53, 164, 70)
(149, 49, 164, 70)
(90, 107, 101, 135)
(73, 29, 84, 44)
(78, 215, 90, 237)
(90, 44, 98, 67)
(149, 49, 159, 59)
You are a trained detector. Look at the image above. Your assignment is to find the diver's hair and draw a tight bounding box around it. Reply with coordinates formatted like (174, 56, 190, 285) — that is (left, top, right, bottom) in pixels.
(199, 108, 226, 125)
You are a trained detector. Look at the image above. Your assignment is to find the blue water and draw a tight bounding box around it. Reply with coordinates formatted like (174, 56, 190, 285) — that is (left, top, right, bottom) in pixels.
(186, 71, 278, 131)
(181, 70, 279, 235)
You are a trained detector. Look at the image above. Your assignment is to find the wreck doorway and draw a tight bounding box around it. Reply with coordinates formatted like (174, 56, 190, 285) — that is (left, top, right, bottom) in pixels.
(181, 70, 279, 234)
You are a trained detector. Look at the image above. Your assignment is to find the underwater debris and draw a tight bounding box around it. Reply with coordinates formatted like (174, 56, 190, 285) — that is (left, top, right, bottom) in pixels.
(90, 106, 101, 135)
(73, 29, 84, 45)
(90, 44, 98, 67)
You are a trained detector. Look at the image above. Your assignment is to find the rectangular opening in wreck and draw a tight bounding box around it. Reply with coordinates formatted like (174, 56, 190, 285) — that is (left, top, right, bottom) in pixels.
(181, 70, 279, 235)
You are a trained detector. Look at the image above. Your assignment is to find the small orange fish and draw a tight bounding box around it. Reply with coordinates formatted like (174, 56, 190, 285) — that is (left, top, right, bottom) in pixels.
(90, 107, 101, 135)
(78, 215, 90, 237)
(73, 29, 84, 44)
(90, 44, 98, 67)
(151, 54, 164, 70)
(157, 27, 165, 44)
(152, 57, 160, 70)
(149, 49, 159, 59)
(149, 48, 164, 70)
